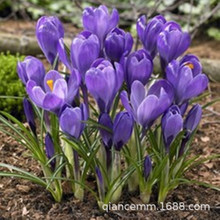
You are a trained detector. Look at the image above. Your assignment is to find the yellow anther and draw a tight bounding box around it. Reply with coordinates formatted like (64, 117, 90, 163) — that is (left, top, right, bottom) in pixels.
(47, 80, 54, 91)
(185, 62, 194, 69)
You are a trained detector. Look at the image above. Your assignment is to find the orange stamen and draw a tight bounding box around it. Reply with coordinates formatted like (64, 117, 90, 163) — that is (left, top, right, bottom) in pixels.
(47, 80, 54, 91)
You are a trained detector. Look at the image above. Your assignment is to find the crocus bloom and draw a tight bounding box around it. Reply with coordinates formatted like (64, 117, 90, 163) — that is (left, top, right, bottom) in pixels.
(143, 155, 152, 180)
(104, 28, 133, 62)
(121, 80, 174, 129)
(82, 5, 119, 47)
(45, 133, 55, 169)
(59, 104, 88, 139)
(113, 112, 134, 151)
(99, 113, 113, 149)
(137, 15, 166, 58)
(179, 104, 202, 156)
(58, 31, 100, 78)
(36, 16, 64, 65)
(23, 98, 36, 136)
(157, 21, 191, 69)
(17, 56, 45, 86)
(124, 49, 153, 90)
(166, 56, 208, 105)
(85, 58, 124, 113)
(26, 69, 80, 112)
(162, 105, 183, 152)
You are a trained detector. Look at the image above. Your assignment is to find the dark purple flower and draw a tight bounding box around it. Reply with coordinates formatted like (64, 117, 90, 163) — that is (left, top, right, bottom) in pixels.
(17, 56, 45, 86)
(26, 69, 80, 112)
(59, 104, 88, 139)
(23, 98, 36, 135)
(179, 104, 202, 156)
(124, 49, 153, 90)
(120, 80, 174, 129)
(162, 105, 183, 152)
(85, 58, 124, 113)
(36, 16, 64, 65)
(143, 155, 152, 180)
(98, 113, 113, 149)
(166, 56, 208, 105)
(137, 15, 166, 58)
(45, 133, 55, 169)
(157, 21, 191, 69)
(104, 28, 133, 62)
(82, 5, 119, 48)
(113, 112, 134, 151)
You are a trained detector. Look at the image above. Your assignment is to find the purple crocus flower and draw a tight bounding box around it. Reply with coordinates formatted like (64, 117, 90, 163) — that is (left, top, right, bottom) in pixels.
(143, 155, 152, 180)
(162, 105, 183, 152)
(113, 112, 134, 151)
(82, 5, 119, 48)
(99, 113, 113, 149)
(124, 49, 153, 90)
(179, 104, 202, 156)
(17, 56, 45, 86)
(137, 15, 166, 58)
(157, 21, 191, 69)
(120, 80, 174, 129)
(23, 98, 36, 136)
(85, 58, 124, 113)
(166, 55, 208, 105)
(59, 104, 88, 139)
(45, 133, 55, 169)
(104, 28, 133, 62)
(36, 16, 64, 65)
(26, 69, 80, 112)
(58, 31, 100, 78)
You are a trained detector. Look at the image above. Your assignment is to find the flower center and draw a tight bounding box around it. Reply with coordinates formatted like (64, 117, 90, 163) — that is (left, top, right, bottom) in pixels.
(185, 62, 194, 69)
(47, 80, 54, 91)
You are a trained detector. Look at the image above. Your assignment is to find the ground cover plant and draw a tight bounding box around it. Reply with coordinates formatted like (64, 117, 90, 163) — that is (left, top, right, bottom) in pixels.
(0, 4, 219, 211)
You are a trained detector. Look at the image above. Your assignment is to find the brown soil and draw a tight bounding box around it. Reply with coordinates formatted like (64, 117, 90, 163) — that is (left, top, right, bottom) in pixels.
(0, 84, 219, 220)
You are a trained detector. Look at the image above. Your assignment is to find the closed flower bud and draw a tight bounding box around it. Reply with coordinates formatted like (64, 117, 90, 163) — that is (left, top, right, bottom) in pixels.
(137, 15, 166, 58)
(113, 112, 134, 151)
(143, 155, 152, 180)
(162, 105, 183, 152)
(17, 56, 45, 86)
(23, 98, 36, 136)
(85, 58, 123, 113)
(45, 133, 55, 169)
(124, 49, 153, 90)
(157, 21, 191, 69)
(36, 16, 64, 65)
(105, 28, 133, 62)
(82, 5, 119, 48)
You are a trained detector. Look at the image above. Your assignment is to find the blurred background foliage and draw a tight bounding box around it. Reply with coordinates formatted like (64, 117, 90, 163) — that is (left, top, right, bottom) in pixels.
(0, 0, 219, 40)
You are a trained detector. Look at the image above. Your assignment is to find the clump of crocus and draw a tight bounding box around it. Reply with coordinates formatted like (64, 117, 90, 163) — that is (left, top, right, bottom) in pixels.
(9, 4, 211, 208)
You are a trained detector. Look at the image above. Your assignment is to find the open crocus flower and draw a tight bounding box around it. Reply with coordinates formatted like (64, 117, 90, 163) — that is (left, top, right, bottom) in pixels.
(58, 31, 100, 79)
(162, 105, 183, 152)
(17, 56, 45, 86)
(59, 104, 88, 139)
(157, 21, 191, 69)
(82, 5, 119, 48)
(104, 28, 133, 62)
(124, 49, 153, 91)
(120, 80, 174, 129)
(137, 15, 166, 58)
(85, 58, 124, 113)
(166, 55, 208, 105)
(36, 16, 64, 65)
(26, 69, 80, 113)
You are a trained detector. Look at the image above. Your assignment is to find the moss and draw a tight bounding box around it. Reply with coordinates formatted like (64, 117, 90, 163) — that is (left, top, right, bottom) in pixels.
(0, 52, 25, 119)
